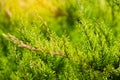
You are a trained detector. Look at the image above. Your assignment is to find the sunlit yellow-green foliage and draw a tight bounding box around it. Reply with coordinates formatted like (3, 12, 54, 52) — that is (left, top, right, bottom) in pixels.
(0, 0, 120, 80)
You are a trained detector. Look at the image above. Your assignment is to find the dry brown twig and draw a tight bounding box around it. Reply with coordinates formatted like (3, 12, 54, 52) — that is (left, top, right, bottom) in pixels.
(5, 8, 12, 18)
(2, 33, 66, 57)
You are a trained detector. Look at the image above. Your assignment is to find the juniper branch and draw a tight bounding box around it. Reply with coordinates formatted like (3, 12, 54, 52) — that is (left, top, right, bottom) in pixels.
(2, 33, 66, 57)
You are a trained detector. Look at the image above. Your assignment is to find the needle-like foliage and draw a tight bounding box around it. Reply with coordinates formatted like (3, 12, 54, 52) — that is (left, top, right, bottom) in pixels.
(0, 0, 120, 80)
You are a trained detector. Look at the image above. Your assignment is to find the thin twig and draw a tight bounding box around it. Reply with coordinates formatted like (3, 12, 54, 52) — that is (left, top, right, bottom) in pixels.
(2, 33, 66, 57)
